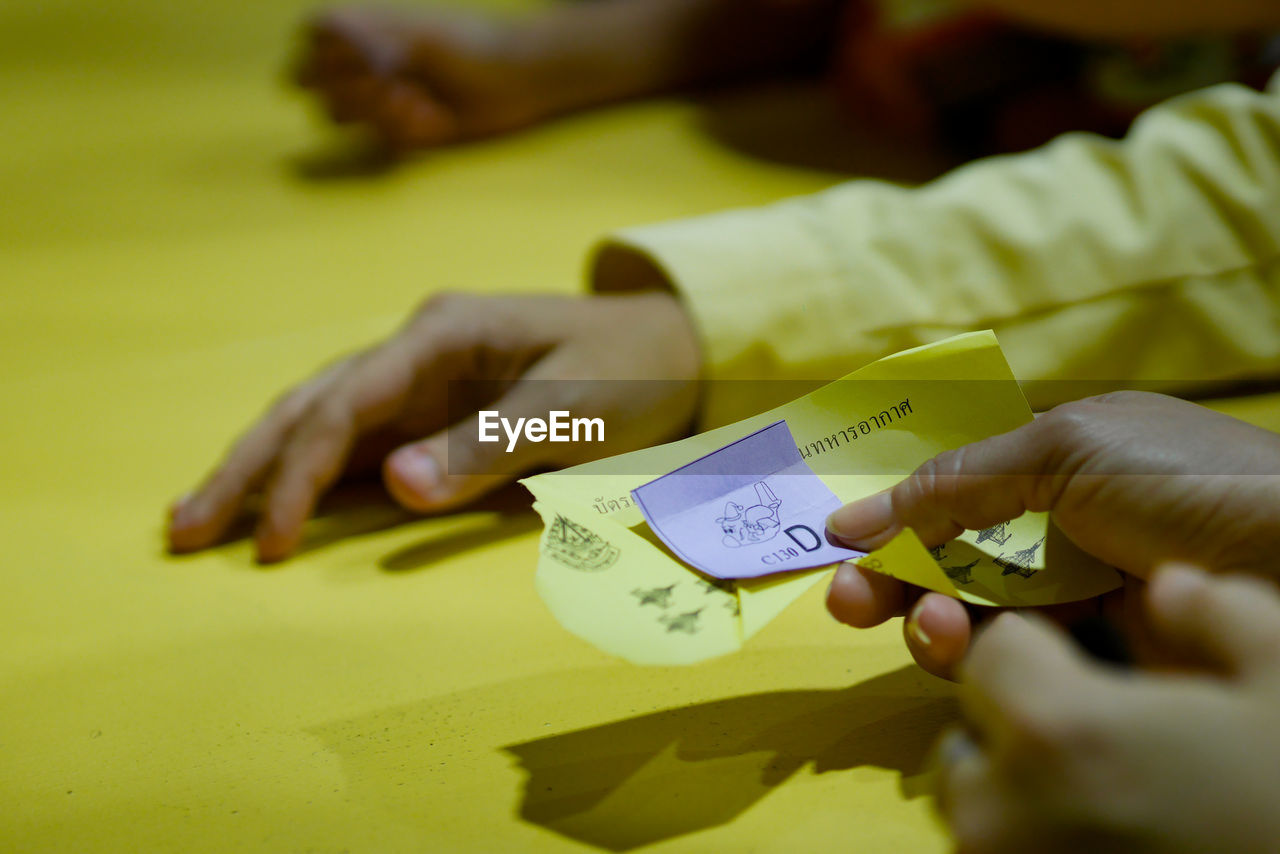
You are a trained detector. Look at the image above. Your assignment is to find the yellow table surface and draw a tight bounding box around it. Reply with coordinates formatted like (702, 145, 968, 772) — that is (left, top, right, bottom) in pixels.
(5, 2, 1280, 851)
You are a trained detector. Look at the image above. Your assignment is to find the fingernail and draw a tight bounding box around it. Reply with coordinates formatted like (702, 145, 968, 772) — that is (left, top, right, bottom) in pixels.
(833, 560, 859, 585)
(393, 448, 442, 498)
(826, 491, 894, 546)
(1151, 563, 1209, 612)
(170, 493, 202, 526)
(935, 727, 979, 768)
(906, 596, 932, 648)
(168, 493, 191, 518)
(1156, 562, 1208, 596)
(826, 560, 861, 609)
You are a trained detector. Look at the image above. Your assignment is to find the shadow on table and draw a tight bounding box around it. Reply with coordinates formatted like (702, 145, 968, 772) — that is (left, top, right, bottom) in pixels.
(692, 80, 960, 183)
(378, 483, 540, 572)
(504, 664, 954, 851)
(162, 480, 408, 564)
(288, 80, 960, 186)
(295, 480, 538, 568)
(167, 480, 537, 568)
(287, 136, 403, 181)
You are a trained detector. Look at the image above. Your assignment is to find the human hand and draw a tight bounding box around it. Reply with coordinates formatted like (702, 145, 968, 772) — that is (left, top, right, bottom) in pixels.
(292, 0, 847, 152)
(167, 291, 701, 562)
(293, 6, 553, 151)
(824, 391, 1280, 678)
(936, 565, 1280, 854)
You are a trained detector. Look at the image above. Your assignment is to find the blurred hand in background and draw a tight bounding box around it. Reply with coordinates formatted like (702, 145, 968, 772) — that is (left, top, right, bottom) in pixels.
(168, 291, 701, 562)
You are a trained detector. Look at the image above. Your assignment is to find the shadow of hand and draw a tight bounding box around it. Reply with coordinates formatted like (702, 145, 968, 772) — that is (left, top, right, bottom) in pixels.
(168, 480, 537, 569)
(505, 665, 953, 851)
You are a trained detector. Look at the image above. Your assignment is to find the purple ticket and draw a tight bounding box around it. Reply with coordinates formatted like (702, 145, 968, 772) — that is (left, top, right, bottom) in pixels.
(631, 421, 864, 579)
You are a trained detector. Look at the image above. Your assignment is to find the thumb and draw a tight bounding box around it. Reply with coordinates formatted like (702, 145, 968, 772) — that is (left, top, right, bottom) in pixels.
(827, 417, 1066, 550)
(1145, 563, 1280, 679)
(382, 382, 562, 512)
(960, 611, 1103, 741)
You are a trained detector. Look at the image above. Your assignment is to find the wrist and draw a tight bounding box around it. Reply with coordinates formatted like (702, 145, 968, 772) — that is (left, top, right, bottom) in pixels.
(505, 0, 703, 118)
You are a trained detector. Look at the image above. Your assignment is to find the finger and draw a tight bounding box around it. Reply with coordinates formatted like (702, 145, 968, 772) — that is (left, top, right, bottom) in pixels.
(307, 9, 400, 75)
(310, 36, 368, 75)
(1145, 563, 1280, 679)
(168, 375, 335, 553)
(905, 592, 973, 680)
(382, 378, 566, 513)
(292, 50, 327, 89)
(959, 612, 1101, 744)
(826, 419, 1067, 550)
(374, 81, 458, 150)
(932, 726, 982, 818)
(169, 428, 275, 552)
(253, 400, 356, 563)
(826, 561, 908, 627)
(318, 75, 387, 124)
(248, 343, 416, 562)
(934, 729, 1022, 854)
(293, 19, 378, 95)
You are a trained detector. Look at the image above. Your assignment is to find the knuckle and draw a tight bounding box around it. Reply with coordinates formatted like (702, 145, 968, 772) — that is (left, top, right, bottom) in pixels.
(1044, 390, 1151, 429)
(304, 10, 335, 33)
(1037, 401, 1101, 450)
(902, 455, 943, 504)
(1000, 707, 1122, 827)
(405, 292, 490, 351)
(312, 396, 353, 430)
(289, 402, 352, 465)
(897, 451, 963, 512)
(415, 291, 470, 318)
(892, 466, 933, 524)
(1216, 576, 1280, 647)
(1004, 699, 1103, 765)
(1088, 389, 1156, 408)
(1004, 705, 1066, 761)
(934, 447, 971, 499)
(267, 386, 314, 425)
(949, 815, 1012, 854)
(256, 513, 289, 543)
(931, 447, 968, 479)
(1183, 578, 1218, 618)
(305, 9, 353, 41)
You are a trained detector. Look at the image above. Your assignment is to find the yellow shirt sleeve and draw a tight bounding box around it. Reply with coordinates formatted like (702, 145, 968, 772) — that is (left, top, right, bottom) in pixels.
(592, 72, 1280, 422)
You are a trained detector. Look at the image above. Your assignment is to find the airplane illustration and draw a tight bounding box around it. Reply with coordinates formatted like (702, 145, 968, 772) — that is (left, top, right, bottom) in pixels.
(995, 537, 1046, 578)
(943, 558, 980, 585)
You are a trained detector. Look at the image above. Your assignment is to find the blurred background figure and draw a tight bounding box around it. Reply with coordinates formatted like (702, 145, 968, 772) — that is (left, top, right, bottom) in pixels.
(169, 0, 1280, 563)
(292, 0, 1280, 158)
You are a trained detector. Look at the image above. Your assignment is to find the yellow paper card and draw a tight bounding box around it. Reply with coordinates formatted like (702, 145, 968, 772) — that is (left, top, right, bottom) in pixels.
(521, 331, 1121, 664)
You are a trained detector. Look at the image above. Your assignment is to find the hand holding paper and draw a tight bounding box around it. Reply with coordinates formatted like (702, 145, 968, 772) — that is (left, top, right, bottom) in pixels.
(522, 331, 1123, 665)
(826, 389, 1280, 674)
